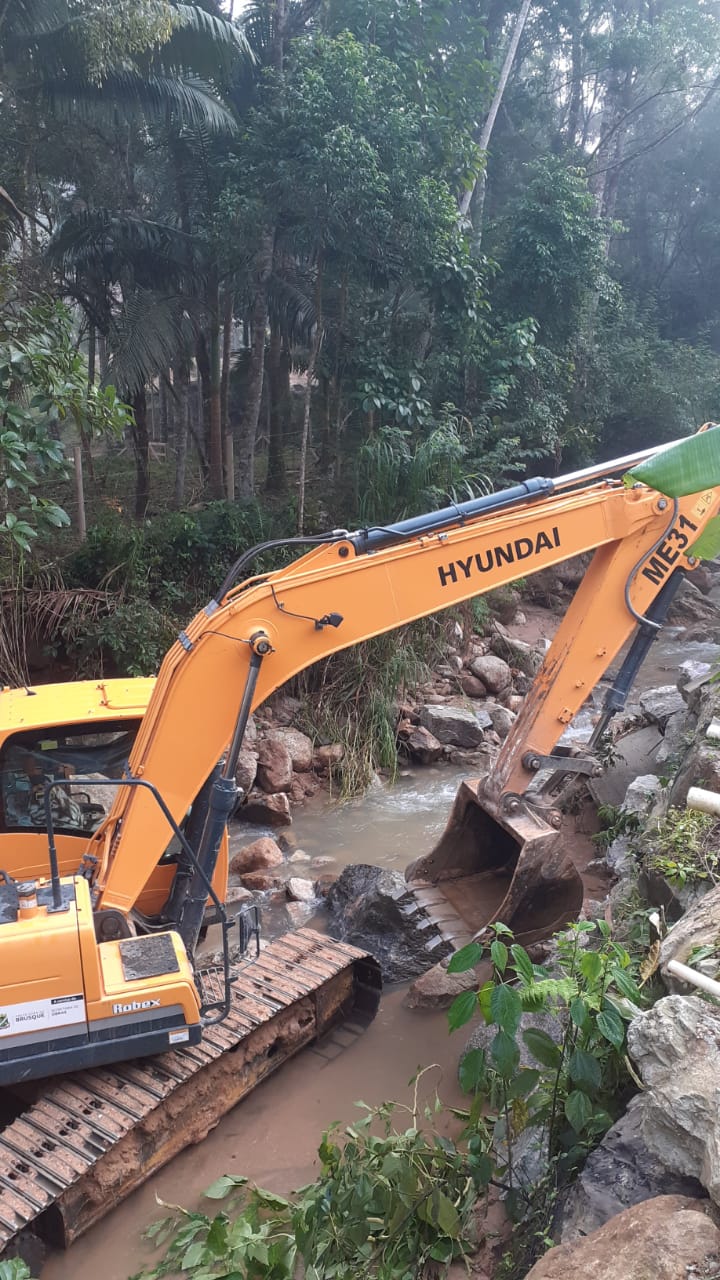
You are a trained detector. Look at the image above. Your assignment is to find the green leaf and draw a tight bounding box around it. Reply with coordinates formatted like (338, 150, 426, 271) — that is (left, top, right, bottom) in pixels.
(506, 1068, 540, 1100)
(448, 989, 478, 1032)
(447, 941, 483, 973)
(425, 1188, 460, 1238)
(458, 1047, 486, 1093)
(565, 1089, 593, 1134)
(490, 940, 509, 973)
(522, 1026, 562, 1069)
(610, 967, 643, 1003)
(511, 944, 535, 985)
(579, 951, 603, 983)
(490, 1029, 520, 1078)
(490, 983, 522, 1034)
(597, 1008, 625, 1050)
(0, 1262, 31, 1280)
(568, 1048, 602, 1090)
(570, 997, 589, 1028)
(204, 1174, 248, 1200)
(182, 1241, 206, 1269)
(469, 1150, 494, 1188)
(624, 428, 720, 498)
(477, 980, 494, 1024)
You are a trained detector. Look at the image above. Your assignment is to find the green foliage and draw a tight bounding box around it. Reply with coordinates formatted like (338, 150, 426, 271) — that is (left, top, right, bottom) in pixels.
(0, 292, 130, 554)
(644, 807, 720, 888)
(134, 1090, 483, 1280)
(449, 921, 647, 1196)
(0, 1261, 31, 1280)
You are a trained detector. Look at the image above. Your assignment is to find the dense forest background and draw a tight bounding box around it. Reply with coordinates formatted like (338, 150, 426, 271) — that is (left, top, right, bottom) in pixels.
(2, 0, 720, 688)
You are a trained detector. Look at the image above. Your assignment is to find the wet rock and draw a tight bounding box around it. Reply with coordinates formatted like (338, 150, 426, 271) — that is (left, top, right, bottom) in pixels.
(555, 1097, 705, 1242)
(404, 960, 478, 1009)
(235, 748, 258, 796)
(288, 850, 311, 864)
(678, 659, 713, 709)
(286, 901, 315, 927)
(230, 836, 284, 875)
(241, 870, 285, 891)
(468, 653, 512, 694)
(489, 627, 544, 676)
(314, 873, 337, 898)
(289, 777, 305, 803)
(639, 686, 686, 728)
(226, 884, 255, 905)
(268, 727, 314, 772)
(325, 864, 451, 981)
(243, 791, 292, 827)
(256, 739, 293, 793)
(399, 723, 445, 764)
(286, 877, 316, 902)
(313, 743, 344, 774)
(459, 673, 488, 698)
(418, 704, 490, 748)
(605, 834, 636, 879)
(659, 883, 720, 986)
(669, 577, 720, 627)
(627, 995, 720, 1205)
(526, 1196, 720, 1280)
(483, 700, 517, 739)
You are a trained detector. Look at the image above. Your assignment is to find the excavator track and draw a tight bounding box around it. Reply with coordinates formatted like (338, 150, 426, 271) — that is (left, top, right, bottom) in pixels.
(0, 929, 381, 1257)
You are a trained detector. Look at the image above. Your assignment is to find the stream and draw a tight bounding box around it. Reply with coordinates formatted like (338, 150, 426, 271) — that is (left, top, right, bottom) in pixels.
(41, 617, 720, 1280)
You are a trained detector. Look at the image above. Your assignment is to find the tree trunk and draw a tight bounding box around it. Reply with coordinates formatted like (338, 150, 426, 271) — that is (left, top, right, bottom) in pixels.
(195, 333, 212, 481)
(236, 228, 274, 499)
(220, 288, 234, 444)
(131, 386, 150, 520)
(208, 292, 224, 500)
(264, 327, 289, 494)
(159, 370, 170, 444)
(458, 0, 533, 236)
(173, 364, 190, 507)
(297, 258, 323, 535)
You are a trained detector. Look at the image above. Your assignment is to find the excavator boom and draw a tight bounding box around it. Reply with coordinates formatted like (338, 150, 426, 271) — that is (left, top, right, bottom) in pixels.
(0, 427, 719, 1259)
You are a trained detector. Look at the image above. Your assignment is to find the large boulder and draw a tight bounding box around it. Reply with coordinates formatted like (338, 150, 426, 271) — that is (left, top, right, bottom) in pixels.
(459, 673, 488, 698)
(639, 686, 687, 728)
(418, 704, 490, 748)
(627, 995, 720, 1205)
(468, 653, 512, 694)
(234, 748, 258, 796)
(555, 1097, 704, 1243)
(230, 836, 284, 875)
(266, 727, 314, 773)
(398, 723, 444, 764)
(256, 738, 293, 793)
(243, 791, 292, 826)
(325, 864, 451, 981)
(525, 1196, 720, 1280)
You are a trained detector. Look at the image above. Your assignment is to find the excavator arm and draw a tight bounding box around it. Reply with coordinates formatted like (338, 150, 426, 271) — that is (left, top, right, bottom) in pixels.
(89, 435, 720, 926)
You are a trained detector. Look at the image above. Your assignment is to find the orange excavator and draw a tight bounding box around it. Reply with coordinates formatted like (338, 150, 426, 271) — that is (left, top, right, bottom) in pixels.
(0, 426, 717, 1257)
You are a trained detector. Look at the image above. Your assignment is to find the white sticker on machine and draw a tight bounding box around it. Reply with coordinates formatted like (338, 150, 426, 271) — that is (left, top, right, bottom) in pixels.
(0, 993, 86, 1038)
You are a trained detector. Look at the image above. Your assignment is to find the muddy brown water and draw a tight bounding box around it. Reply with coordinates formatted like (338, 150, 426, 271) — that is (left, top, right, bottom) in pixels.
(42, 610, 711, 1278)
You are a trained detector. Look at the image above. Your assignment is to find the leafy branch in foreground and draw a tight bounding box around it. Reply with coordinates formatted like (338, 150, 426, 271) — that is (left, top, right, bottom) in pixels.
(133, 1077, 492, 1280)
(448, 921, 648, 1216)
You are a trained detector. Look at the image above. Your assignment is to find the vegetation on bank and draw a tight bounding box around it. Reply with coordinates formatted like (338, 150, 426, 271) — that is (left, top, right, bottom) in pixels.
(109, 920, 649, 1280)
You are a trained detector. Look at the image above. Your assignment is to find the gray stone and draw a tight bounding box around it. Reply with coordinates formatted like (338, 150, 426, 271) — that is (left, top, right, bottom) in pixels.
(639, 686, 687, 727)
(489, 628, 544, 677)
(556, 1097, 704, 1242)
(325, 864, 451, 981)
(461, 1010, 564, 1071)
(622, 773, 663, 816)
(286, 877, 316, 902)
(483, 700, 517, 739)
(418, 704, 490, 747)
(605, 834, 636, 879)
(627, 995, 720, 1205)
(399, 723, 445, 764)
(459, 673, 488, 698)
(468, 653, 512, 694)
(404, 961, 478, 1009)
(655, 708, 691, 766)
(234, 748, 258, 796)
(288, 850, 311, 864)
(267, 727, 314, 772)
(313, 743, 344, 773)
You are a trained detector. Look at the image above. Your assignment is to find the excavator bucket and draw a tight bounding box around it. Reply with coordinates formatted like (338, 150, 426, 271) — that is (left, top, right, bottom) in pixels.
(405, 781, 584, 950)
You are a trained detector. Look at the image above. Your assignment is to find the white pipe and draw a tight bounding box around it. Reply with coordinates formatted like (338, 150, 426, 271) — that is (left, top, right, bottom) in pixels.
(667, 958, 720, 999)
(687, 786, 720, 817)
(706, 719, 720, 742)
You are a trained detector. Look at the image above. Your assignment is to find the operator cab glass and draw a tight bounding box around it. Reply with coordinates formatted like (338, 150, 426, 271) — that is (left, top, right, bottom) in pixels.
(0, 721, 140, 836)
